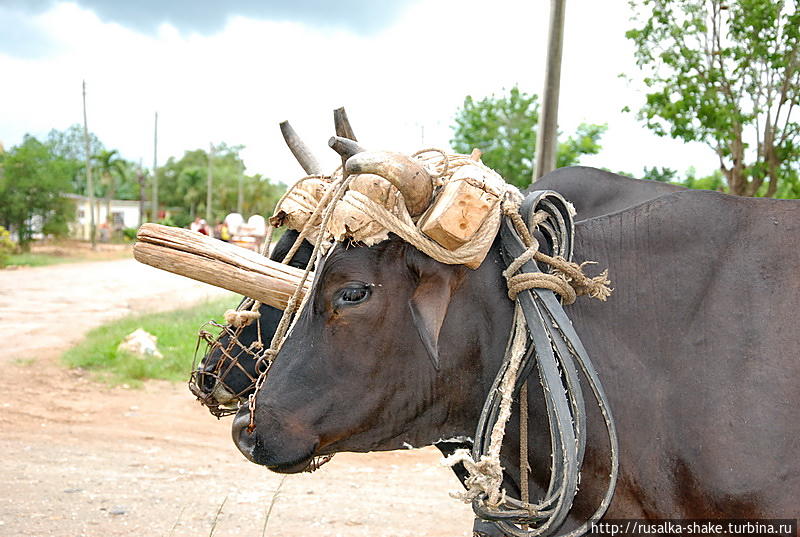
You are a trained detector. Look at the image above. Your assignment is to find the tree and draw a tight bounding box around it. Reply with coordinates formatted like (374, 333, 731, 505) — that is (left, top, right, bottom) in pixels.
(451, 86, 607, 188)
(626, 0, 800, 197)
(46, 124, 104, 196)
(154, 145, 284, 226)
(93, 149, 128, 222)
(642, 166, 680, 183)
(0, 135, 76, 248)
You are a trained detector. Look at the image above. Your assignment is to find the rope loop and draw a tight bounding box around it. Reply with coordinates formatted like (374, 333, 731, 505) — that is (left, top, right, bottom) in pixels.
(223, 309, 261, 328)
(502, 203, 612, 304)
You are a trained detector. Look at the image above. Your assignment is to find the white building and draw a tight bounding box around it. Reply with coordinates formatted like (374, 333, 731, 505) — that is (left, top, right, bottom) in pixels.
(66, 194, 141, 240)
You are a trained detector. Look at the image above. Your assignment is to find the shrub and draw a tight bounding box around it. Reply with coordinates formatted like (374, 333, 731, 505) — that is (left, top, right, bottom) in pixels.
(0, 226, 17, 267)
(122, 227, 138, 241)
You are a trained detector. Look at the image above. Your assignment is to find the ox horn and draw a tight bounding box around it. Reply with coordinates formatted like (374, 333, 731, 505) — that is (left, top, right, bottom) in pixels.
(328, 135, 367, 160)
(133, 224, 309, 311)
(333, 107, 357, 141)
(328, 137, 433, 217)
(280, 120, 322, 175)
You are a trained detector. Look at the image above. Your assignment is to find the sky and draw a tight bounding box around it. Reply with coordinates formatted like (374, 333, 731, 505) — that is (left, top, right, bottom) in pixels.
(0, 0, 719, 186)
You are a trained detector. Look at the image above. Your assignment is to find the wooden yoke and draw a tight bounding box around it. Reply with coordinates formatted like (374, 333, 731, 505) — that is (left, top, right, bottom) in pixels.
(133, 224, 309, 310)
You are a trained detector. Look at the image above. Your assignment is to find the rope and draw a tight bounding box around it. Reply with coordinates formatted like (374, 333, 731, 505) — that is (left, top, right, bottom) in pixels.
(502, 209, 611, 305)
(247, 172, 357, 437)
(224, 309, 261, 328)
(520, 380, 529, 518)
(341, 190, 505, 266)
(444, 304, 529, 506)
(282, 175, 340, 264)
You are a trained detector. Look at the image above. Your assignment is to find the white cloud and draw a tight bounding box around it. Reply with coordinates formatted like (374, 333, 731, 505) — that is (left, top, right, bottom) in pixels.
(0, 0, 719, 189)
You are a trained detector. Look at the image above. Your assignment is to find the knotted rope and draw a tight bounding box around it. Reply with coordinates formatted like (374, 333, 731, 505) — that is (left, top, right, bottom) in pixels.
(443, 193, 614, 534)
(502, 206, 611, 305)
(223, 309, 261, 328)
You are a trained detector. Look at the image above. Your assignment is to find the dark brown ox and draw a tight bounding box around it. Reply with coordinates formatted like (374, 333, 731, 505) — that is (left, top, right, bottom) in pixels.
(231, 185, 800, 531)
(196, 167, 683, 407)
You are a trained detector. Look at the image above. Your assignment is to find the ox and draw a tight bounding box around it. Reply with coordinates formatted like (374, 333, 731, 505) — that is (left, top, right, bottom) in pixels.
(196, 166, 683, 405)
(195, 165, 800, 524)
(198, 167, 799, 534)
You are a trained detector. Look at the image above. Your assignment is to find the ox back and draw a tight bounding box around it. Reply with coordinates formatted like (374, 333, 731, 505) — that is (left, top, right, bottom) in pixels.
(534, 166, 686, 221)
(563, 189, 799, 518)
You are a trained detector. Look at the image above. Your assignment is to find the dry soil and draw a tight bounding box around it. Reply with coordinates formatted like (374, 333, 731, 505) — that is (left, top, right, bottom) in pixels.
(0, 257, 473, 537)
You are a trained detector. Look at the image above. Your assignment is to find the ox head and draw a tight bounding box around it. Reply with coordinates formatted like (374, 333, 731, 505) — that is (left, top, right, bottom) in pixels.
(190, 116, 324, 414)
(230, 150, 516, 473)
(232, 235, 515, 472)
(190, 229, 314, 414)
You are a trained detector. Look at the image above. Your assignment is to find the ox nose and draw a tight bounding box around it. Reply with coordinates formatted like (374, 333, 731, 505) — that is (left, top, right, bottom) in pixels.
(231, 404, 320, 473)
(197, 365, 216, 393)
(232, 406, 258, 463)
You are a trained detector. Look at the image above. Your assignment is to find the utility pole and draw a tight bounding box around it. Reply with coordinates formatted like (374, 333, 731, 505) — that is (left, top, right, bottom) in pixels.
(151, 111, 158, 221)
(81, 80, 96, 248)
(237, 158, 244, 216)
(206, 142, 214, 223)
(533, 0, 567, 181)
(137, 159, 145, 227)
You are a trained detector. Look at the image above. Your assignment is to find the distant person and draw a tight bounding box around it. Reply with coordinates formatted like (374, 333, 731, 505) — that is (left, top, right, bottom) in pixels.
(219, 221, 231, 242)
(99, 221, 110, 243)
(190, 217, 204, 234)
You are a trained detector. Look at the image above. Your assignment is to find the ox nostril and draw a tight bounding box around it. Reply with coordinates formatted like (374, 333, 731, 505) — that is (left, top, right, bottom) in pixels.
(231, 407, 257, 462)
(196, 367, 215, 393)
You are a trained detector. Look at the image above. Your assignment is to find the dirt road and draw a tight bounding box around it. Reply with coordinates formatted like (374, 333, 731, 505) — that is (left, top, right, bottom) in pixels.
(0, 257, 230, 358)
(0, 258, 473, 537)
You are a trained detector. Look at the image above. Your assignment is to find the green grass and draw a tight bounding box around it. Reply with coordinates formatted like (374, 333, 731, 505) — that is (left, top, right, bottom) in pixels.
(62, 295, 238, 386)
(6, 252, 87, 267)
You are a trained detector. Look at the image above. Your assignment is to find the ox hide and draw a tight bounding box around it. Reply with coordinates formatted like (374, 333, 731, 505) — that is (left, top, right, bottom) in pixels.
(534, 166, 685, 220)
(563, 189, 799, 519)
(232, 187, 800, 526)
(197, 170, 798, 533)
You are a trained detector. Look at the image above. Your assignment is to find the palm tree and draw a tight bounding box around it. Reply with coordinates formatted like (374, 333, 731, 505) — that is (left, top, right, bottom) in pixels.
(93, 149, 127, 226)
(179, 168, 206, 220)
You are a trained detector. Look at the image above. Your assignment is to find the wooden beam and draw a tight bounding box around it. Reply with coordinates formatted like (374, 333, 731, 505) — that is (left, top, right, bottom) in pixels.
(133, 224, 309, 310)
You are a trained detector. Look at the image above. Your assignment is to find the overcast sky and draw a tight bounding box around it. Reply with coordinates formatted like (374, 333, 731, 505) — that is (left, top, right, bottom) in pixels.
(0, 0, 718, 186)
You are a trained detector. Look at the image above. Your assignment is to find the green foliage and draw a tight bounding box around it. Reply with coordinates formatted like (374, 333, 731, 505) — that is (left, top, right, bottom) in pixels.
(94, 149, 127, 202)
(642, 166, 680, 183)
(0, 135, 77, 248)
(3, 122, 282, 247)
(626, 0, 800, 197)
(683, 168, 726, 191)
(45, 125, 142, 201)
(62, 295, 237, 386)
(0, 226, 16, 267)
(122, 227, 138, 241)
(451, 86, 607, 187)
(557, 123, 608, 168)
(47, 124, 104, 196)
(153, 144, 284, 223)
(47, 123, 104, 163)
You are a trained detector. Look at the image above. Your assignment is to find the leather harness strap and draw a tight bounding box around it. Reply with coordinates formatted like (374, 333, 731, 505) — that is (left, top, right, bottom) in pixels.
(471, 190, 619, 537)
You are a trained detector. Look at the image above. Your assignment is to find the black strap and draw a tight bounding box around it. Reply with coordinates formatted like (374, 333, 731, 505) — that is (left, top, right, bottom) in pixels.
(470, 191, 619, 537)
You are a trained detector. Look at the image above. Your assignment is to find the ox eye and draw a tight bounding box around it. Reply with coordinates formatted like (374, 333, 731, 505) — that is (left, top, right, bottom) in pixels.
(334, 284, 371, 307)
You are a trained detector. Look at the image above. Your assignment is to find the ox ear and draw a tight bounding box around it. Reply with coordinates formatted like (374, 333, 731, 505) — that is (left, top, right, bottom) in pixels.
(408, 269, 459, 371)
